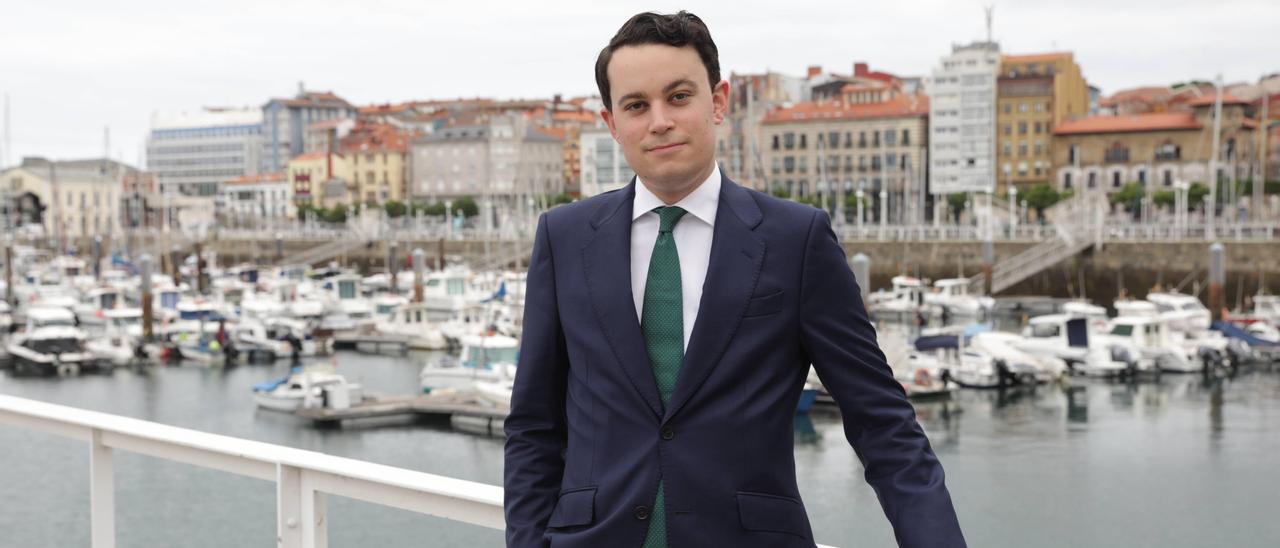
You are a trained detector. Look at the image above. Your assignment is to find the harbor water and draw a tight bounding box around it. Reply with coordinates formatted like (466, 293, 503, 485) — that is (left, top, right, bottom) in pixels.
(3, 346, 1279, 547)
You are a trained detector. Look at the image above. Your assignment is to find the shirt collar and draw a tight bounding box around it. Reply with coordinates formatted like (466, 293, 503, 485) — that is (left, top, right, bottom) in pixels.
(632, 163, 721, 227)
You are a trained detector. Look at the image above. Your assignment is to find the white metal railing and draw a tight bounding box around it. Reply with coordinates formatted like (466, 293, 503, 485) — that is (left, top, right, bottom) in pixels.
(0, 394, 502, 548)
(0, 395, 839, 548)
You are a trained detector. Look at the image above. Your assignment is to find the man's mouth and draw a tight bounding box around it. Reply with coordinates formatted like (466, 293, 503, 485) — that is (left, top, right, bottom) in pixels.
(648, 142, 685, 153)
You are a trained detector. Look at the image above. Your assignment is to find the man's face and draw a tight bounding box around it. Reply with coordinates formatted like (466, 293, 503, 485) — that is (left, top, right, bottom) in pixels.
(601, 43, 728, 196)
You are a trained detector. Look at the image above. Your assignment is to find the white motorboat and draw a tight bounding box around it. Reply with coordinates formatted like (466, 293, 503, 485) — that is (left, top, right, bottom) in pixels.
(376, 301, 449, 350)
(7, 307, 99, 375)
(1104, 302, 1197, 373)
(867, 275, 932, 320)
(253, 368, 365, 412)
(420, 333, 519, 393)
(1016, 314, 1132, 377)
(926, 278, 994, 318)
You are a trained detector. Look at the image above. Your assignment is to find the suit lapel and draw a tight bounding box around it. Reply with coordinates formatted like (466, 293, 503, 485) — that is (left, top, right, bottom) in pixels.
(581, 181, 664, 418)
(664, 176, 765, 422)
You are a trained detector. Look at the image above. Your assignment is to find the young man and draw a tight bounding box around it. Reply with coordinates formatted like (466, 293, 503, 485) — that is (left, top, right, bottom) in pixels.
(504, 11, 965, 548)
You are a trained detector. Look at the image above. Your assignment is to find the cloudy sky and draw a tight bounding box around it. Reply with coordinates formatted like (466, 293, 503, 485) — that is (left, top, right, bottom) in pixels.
(2, 0, 1276, 165)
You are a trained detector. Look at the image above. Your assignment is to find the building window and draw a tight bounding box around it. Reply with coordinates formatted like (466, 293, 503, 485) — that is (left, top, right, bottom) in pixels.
(884, 130, 897, 147)
(1112, 172, 1122, 188)
(1088, 172, 1097, 188)
(901, 129, 910, 146)
(1033, 122, 1042, 134)
(772, 135, 780, 150)
(1003, 143, 1012, 157)
(799, 134, 807, 149)
(784, 133, 795, 150)
(858, 132, 867, 148)
(1155, 142, 1180, 161)
(1064, 172, 1073, 189)
(784, 156, 795, 173)
(1018, 122, 1027, 135)
(1034, 141, 1043, 156)
(844, 132, 853, 148)
(798, 156, 808, 173)
(1018, 141, 1028, 156)
(1035, 102, 1044, 112)
(872, 131, 880, 147)
(1003, 124, 1012, 136)
(1019, 103, 1028, 113)
(1163, 170, 1173, 186)
(1003, 103, 1011, 114)
(1105, 142, 1130, 163)
(1068, 144, 1079, 164)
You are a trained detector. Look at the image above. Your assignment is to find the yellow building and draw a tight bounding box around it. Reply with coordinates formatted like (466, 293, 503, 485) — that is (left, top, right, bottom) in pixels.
(287, 152, 352, 209)
(342, 122, 413, 205)
(996, 52, 1089, 192)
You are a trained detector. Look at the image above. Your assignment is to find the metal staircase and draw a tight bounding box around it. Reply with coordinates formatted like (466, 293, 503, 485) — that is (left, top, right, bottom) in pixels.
(968, 192, 1105, 295)
(280, 230, 370, 267)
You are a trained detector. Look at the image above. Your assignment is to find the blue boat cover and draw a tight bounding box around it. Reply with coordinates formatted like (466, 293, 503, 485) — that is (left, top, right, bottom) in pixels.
(1211, 320, 1279, 347)
(915, 334, 959, 351)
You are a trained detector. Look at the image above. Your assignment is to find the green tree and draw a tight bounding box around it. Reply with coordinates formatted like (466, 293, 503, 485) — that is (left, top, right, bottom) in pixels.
(946, 193, 968, 223)
(550, 193, 574, 205)
(1023, 183, 1061, 219)
(1187, 182, 1210, 207)
(453, 196, 479, 218)
(770, 185, 790, 199)
(1153, 190, 1176, 209)
(383, 200, 407, 218)
(1109, 182, 1144, 211)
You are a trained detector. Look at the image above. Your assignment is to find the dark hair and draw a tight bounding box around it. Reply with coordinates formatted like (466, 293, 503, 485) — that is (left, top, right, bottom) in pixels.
(595, 11, 721, 111)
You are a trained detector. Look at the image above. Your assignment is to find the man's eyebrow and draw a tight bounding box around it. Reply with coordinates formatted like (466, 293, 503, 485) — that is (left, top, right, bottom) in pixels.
(616, 78, 698, 105)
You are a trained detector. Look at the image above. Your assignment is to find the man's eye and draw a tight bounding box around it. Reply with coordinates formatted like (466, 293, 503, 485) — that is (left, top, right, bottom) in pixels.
(625, 102, 645, 111)
(672, 93, 690, 101)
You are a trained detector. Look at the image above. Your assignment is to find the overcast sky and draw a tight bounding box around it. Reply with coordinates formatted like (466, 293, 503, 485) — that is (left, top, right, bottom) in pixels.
(2, 0, 1276, 165)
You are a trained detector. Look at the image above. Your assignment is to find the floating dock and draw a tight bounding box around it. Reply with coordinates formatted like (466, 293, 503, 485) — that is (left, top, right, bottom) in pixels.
(294, 391, 507, 435)
(331, 333, 411, 355)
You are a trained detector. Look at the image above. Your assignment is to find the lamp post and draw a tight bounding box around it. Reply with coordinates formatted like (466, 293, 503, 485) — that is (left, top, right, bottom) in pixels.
(855, 189, 864, 230)
(1008, 186, 1018, 234)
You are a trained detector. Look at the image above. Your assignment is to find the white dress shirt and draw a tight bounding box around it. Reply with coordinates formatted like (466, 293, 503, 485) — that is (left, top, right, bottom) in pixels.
(631, 164, 721, 351)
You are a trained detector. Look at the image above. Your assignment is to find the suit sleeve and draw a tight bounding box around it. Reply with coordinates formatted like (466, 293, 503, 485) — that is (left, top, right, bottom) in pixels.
(504, 214, 569, 548)
(798, 210, 966, 548)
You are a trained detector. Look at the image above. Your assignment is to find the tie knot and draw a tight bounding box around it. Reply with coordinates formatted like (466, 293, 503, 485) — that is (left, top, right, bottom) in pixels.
(654, 206, 687, 233)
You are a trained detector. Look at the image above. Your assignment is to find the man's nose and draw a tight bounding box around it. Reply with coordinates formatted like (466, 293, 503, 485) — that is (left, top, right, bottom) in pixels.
(648, 104, 675, 134)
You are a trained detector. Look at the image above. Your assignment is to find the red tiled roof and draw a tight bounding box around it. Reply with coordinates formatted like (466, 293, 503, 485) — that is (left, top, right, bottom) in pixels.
(1054, 113, 1201, 135)
(1188, 92, 1251, 107)
(226, 173, 286, 185)
(1100, 86, 1171, 108)
(338, 121, 415, 154)
(762, 95, 929, 124)
(292, 152, 329, 161)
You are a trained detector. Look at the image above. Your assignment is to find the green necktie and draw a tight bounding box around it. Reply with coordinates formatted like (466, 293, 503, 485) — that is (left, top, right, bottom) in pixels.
(641, 206, 686, 548)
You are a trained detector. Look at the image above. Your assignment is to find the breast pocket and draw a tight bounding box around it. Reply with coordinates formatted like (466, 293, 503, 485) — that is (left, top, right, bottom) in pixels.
(742, 290, 784, 318)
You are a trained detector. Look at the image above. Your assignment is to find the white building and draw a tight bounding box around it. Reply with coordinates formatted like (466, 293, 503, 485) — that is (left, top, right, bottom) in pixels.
(146, 107, 265, 198)
(218, 173, 294, 226)
(411, 114, 564, 204)
(579, 126, 634, 197)
(0, 157, 133, 238)
(928, 41, 1000, 195)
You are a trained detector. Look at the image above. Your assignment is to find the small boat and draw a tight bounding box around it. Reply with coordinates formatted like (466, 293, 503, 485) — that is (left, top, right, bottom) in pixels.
(420, 333, 518, 393)
(7, 307, 100, 375)
(253, 367, 365, 412)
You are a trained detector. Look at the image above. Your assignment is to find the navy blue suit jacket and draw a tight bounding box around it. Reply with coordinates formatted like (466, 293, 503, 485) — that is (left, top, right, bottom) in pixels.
(504, 175, 964, 547)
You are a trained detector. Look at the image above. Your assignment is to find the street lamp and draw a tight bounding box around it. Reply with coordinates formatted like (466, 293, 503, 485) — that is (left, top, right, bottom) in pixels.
(1008, 186, 1018, 232)
(855, 189, 864, 229)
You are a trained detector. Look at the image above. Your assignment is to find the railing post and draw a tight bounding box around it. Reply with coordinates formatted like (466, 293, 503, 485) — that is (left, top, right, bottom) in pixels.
(278, 464, 302, 548)
(301, 471, 329, 548)
(90, 429, 116, 548)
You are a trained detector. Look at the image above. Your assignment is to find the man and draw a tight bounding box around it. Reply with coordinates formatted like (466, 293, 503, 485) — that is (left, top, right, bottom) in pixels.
(505, 11, 965, 548)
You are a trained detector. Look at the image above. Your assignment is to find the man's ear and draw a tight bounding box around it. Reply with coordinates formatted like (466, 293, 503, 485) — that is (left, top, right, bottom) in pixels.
(711, 80, 730, 125)
(600, 107, 619, 141)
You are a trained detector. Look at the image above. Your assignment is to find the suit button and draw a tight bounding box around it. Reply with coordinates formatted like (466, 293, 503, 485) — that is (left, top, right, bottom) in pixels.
(660, 426, 675, 441)
(634, 505, 650, 520)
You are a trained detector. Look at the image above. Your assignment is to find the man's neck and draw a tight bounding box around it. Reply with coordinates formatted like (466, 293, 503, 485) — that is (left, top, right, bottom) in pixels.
(640, 163, 716, 205)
